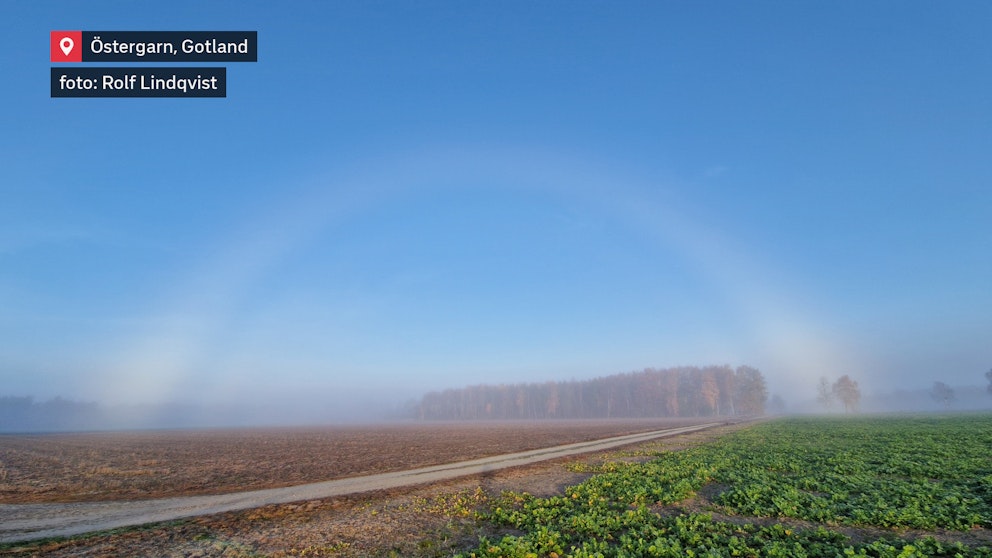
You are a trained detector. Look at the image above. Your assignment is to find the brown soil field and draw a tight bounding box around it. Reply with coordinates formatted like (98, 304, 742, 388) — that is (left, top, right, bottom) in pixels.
(0, 421, 749, 557)
(0, 418, 722, 504)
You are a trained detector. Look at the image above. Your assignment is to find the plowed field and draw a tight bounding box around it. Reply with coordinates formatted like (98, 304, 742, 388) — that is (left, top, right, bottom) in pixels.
(0, 418, 721, 504)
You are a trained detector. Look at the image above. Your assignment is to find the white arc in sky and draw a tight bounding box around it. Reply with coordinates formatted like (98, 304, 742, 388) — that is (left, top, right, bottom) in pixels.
(60, 37, 74, 56)
(97, 147, 854, 409)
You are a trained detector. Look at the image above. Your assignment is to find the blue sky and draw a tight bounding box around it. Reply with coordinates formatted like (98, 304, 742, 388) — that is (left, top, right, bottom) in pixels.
(2, 2, 990, 419)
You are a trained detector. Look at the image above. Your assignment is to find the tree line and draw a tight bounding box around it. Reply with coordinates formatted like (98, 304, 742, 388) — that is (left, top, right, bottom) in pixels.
(0, 396, 103, 432)
(414, 365, 768, 421)
(816, 368, 992, 413)
(926, 368, 992, 409)
(0, 396, 208, 432)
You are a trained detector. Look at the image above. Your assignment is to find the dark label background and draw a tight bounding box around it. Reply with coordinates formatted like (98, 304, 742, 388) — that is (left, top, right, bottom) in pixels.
(51, 67, 227, 98)
(82, 32, 257, 62)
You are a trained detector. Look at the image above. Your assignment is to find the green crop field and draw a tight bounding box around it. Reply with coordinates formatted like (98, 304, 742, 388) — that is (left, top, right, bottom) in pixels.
(459, 415, 992, 558)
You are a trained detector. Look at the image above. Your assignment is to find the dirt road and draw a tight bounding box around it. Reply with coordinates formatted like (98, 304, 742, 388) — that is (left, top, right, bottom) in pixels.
(0, 422, 720, 543)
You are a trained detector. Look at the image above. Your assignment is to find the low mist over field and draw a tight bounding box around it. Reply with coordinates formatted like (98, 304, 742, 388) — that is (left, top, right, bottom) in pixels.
(4, 367, 991, 432)
(3, 4, 991, 429)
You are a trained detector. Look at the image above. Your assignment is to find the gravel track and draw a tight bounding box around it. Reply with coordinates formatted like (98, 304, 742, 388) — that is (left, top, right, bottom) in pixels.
(0, 422, 720, 543)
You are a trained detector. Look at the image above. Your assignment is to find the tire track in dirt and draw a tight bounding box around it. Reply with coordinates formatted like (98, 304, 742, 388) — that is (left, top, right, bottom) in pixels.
(0, 422, 721, 543)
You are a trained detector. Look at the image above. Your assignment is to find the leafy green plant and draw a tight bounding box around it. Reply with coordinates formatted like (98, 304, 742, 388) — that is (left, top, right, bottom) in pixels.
(457, 415, 992, 557)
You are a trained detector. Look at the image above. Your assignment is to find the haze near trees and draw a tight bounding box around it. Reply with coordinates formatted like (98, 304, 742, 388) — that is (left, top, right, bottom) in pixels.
(930, 381, 955, 408)
(415, 365, 768, 420)
(816, 375, 862, 413)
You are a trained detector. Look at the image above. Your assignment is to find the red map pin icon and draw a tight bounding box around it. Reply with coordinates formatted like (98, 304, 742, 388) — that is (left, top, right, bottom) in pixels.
(51, 31, 82, 62)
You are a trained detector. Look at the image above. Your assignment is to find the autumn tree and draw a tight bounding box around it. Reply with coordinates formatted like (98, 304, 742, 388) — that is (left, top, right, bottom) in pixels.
(733, 366, 768, 415)
(545, 382, 559, 418)
(661, 368, 680, 416)
(832, 375, 861, 413)
(930, 381, 955, 409)
(699, 369, 720, 416)
(715, 366, 736, 416)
